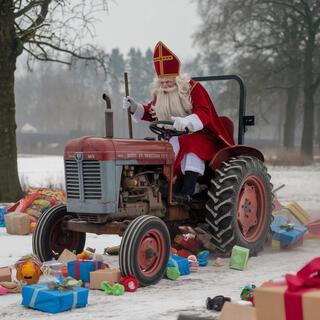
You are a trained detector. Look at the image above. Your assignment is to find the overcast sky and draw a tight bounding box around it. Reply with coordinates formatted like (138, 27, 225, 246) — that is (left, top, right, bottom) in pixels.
(94, 0, 201, 61)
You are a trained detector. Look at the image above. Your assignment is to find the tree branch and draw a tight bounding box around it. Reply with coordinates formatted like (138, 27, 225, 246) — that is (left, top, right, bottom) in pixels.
(15, 0, 43, 18)
(20, 0, 51, 43)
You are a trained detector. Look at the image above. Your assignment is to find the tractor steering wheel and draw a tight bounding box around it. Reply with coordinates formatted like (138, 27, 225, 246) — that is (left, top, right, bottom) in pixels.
(149, 120, 189, 140)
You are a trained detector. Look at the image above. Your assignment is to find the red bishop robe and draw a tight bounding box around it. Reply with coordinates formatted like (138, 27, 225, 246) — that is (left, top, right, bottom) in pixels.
(141, 80, 235, 176)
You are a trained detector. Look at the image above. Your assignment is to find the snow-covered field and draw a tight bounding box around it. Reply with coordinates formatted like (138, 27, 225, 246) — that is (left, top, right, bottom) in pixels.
(0, 155, 320, 320)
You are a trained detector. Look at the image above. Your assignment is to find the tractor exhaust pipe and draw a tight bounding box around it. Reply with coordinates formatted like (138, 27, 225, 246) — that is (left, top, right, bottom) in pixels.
(102, 93, 113, 138)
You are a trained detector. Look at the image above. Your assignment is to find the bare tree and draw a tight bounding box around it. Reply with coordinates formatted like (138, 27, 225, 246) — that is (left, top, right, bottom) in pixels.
(0, 0, 108, 201)
(194, 0, 320, 158)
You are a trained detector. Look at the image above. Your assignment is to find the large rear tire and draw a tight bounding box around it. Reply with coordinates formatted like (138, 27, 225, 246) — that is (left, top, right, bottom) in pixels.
(205, 156, 272, 255)
(32, 204, 86, 261)
(119, 215, 170, 287)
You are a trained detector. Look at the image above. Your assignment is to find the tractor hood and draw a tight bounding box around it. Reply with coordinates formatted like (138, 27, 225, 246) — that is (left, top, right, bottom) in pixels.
(64, 136, 175, 164)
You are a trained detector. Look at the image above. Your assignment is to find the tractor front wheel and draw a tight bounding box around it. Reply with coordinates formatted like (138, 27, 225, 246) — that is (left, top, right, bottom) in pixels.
(205, 156, 272, 255)
(32, 204, 86, 261)
(119, 215, 170, 287)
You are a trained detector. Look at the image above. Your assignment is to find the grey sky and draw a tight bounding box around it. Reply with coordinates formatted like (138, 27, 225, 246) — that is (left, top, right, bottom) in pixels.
(94, 0, 201, 61)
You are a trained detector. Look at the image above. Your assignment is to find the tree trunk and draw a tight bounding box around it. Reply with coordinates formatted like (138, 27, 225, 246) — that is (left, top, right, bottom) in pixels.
(301, 35, 315, 160)
(283, 85, 299, 149)
(0, 1, 23, 201)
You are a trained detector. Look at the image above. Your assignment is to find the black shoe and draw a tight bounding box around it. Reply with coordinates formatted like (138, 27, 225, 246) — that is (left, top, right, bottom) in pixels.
(172, 192, 192, 205)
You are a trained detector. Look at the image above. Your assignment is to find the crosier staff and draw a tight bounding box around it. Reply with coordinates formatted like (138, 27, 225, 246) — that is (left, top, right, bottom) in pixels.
(124, 72, 133, 139)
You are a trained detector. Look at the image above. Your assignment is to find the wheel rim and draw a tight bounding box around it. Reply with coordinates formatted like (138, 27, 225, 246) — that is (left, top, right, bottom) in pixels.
(49, 217, 81, 257)
(237, 175, 267, 242)
(137, 228, 166, 277)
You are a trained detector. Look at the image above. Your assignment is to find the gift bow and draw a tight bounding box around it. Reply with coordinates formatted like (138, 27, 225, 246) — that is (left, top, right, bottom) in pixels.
(47, 277, 82, 291)
(286, 257, 320, 291)
(284, 257, 320, 320)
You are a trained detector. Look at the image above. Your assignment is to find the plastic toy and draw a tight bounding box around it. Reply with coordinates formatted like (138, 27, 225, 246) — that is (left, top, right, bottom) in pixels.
(206, 295, 231, 311)
(0, 285, 8, 295)
(187, 255, 199, 272)
(119, 275, 139, 292)
(100, 281, 125, 296)
(240, 283, 256, 304)
(197, 250, 209, 267)
(15, 254, 42, 285)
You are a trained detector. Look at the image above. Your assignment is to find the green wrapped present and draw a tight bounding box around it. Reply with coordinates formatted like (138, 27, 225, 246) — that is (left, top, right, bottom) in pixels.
(229, 245, 250, 271)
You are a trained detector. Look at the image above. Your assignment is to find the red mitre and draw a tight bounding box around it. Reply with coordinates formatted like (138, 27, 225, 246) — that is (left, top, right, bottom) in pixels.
(153, 41, 180, 78)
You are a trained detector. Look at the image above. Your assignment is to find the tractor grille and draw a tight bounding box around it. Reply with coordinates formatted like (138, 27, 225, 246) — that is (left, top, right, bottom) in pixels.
(65, 160, 102, 200)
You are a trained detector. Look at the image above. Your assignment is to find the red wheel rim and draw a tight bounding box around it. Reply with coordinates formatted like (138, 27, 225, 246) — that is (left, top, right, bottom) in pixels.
(237, 175, 267, 242)
(49, 217, 81, 256)
(137, 229, 166, 277)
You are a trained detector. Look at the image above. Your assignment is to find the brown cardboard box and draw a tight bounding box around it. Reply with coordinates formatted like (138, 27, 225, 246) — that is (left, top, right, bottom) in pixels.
(0, 267, 12, 282)
(90, 268, 121, 290)
(219, 302, 256, 320)
(255, 285, 320, 320)
(57, 248, 77, 265)
(5, 212, 30, 235)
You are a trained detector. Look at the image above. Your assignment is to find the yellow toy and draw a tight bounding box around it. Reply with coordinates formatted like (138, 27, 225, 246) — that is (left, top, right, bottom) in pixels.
(15, 254, 42, 285)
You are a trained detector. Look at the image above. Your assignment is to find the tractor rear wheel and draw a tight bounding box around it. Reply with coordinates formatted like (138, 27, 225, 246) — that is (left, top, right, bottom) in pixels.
(32, 204, 86, 261)
(119, 215, 170, 287)
(205, 156, 272, 255)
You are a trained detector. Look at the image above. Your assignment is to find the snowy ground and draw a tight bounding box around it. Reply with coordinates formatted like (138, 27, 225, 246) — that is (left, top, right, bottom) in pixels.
(0, 155, 320, 320)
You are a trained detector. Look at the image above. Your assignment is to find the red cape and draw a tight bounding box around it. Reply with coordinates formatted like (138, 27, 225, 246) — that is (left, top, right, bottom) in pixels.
(142, 80, 235, 176)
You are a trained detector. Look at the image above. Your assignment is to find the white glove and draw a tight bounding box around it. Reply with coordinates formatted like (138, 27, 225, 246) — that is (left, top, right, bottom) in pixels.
(171, 116, 190, 131)
(123, 96, 138, 113)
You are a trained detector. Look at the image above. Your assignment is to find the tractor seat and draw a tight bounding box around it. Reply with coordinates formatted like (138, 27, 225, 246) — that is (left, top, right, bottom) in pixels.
(219, 116, 234, 141)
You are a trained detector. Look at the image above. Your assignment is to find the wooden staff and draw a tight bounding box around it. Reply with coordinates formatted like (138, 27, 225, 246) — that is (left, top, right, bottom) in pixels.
(124, 72, 133, 139)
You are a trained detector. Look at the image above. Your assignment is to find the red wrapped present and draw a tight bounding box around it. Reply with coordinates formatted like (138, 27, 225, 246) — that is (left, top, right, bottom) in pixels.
(255, 257, 320, 320)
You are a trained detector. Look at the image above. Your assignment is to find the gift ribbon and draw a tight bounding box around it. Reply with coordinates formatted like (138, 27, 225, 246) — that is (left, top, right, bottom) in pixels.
(75, 259, 99, 280)
(284, 257, 320, 320)
(29, 284, 78, 309)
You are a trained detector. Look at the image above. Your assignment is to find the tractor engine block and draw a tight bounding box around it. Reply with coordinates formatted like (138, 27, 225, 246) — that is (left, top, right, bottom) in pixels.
(118, 166, 164, 218)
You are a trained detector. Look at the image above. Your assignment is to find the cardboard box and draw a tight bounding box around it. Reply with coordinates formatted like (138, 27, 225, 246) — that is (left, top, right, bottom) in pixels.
(0, 267, 11, 282)
(89, 268, 121, 289)
(229, 245, 249, 270)
(219, 302, 256, 320)
(255, 285, 320, 320)
(57, 249, 77, 265)
(5, 212, 30, 235)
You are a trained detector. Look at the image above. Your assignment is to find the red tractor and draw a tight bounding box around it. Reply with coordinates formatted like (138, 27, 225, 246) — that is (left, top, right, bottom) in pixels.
(33, 75, 273, 286)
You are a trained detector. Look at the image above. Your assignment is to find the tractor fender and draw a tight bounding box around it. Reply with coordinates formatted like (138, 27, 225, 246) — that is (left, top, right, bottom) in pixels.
(209, 145, 264, 171)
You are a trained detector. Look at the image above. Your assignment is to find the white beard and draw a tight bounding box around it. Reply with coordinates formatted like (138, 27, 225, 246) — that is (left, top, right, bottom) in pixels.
(152, 86, 193, 121)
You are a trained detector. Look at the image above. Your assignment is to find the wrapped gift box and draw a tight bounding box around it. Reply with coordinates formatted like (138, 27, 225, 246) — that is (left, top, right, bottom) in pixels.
(0, 267, 11, 282)
(89, 268, 121, 289)
(271, 216, 308, 245)
(229, 245, 249, 270)
(67, 260, 103, 282)
(255, 257, 320, 320)
(5, 212, 30, 235)
(21, 283, 88, 313)
(220, 302, 256, 320)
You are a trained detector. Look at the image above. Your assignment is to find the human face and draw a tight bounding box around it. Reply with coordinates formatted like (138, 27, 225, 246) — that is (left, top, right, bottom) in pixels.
(159, 78, 176, 89)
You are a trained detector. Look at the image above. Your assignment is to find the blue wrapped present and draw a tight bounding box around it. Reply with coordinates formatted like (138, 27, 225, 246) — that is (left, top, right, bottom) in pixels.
(0, 206, 7, 227)
(21, 283, 88, 313)
(67, 260, 102, 282)
(271, 216, 308, 245)
(171, 255, 190, 276)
